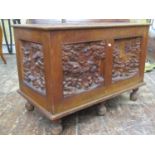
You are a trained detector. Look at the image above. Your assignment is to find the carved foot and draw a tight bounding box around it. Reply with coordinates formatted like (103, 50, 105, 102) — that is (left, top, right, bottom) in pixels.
(130, 88, 139, 101)
(96, 101, 107, 116)
(25, 102, 34, 111)
(51, 120, 63, 135)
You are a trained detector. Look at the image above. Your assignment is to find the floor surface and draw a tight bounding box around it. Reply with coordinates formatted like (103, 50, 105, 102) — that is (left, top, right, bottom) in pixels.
(0, 54, 155, 135)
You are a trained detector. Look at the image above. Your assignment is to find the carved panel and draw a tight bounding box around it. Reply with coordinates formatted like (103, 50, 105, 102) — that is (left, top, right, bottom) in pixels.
(62, 41, 106, 97)
(112, 37, 141, 83)
(21, 41, 46, 95)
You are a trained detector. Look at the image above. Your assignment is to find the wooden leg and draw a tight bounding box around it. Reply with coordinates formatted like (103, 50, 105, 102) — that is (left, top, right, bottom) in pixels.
(51, 119, 63, 135)
(0, 24, 7, 64)
(0, 54, 7, 64)
(130, 88, 139, 101)
(96, 101, 107, 116)
(25, 101, 34, 111)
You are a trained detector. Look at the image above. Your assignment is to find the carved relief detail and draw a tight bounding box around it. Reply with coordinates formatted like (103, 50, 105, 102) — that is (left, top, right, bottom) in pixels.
(62, 41, 106, 97)
(21, 41, 46, 95)
(112, 37, 141, 83)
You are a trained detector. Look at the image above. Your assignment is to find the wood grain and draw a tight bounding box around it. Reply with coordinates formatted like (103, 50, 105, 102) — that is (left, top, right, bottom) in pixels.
(112, 37, 141, 83)
(21, 41, 46, 95)
(62, 41, 106, 97)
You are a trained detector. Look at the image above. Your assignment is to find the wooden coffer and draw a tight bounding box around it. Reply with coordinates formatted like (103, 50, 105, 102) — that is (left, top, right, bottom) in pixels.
(13, 23, 149, 120)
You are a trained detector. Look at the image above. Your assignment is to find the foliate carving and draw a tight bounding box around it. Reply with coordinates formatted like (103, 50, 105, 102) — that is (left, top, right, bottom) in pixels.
(21, 41, 46, 95)
(62, 41, 106, 97)
(112, 37, 141, 83)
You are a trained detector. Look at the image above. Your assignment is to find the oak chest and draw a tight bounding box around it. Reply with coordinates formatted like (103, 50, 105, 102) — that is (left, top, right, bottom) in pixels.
(13, 23, 149, 134)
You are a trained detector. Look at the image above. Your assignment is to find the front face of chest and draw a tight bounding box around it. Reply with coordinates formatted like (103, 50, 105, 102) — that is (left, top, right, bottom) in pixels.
(48, 26, 147, 113)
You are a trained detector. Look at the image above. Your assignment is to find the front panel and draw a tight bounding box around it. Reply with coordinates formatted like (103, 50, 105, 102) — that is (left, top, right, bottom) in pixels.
(62, 40, 106, 97)
(50, 26, 148, 114)
(112, 37, 142, 83)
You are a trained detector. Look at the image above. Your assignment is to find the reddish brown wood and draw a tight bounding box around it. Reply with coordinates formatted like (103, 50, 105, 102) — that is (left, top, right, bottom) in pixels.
(21, 41, 46, 95)
(13, 22, 149, 126)
(112, 37, 141, 83)
(62, 40, 106, 97)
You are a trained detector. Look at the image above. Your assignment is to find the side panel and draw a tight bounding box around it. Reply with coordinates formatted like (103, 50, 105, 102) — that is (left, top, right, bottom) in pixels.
(21, 41, 46, 95)
(14, 28, 53, 113)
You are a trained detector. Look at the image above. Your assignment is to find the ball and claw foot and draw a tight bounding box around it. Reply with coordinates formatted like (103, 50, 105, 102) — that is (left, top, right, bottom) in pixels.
(96, 101, 107, 116)
(51, 120, 63, 135)
(130, 88, 138, 101)
(25, 102, 34, 111)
